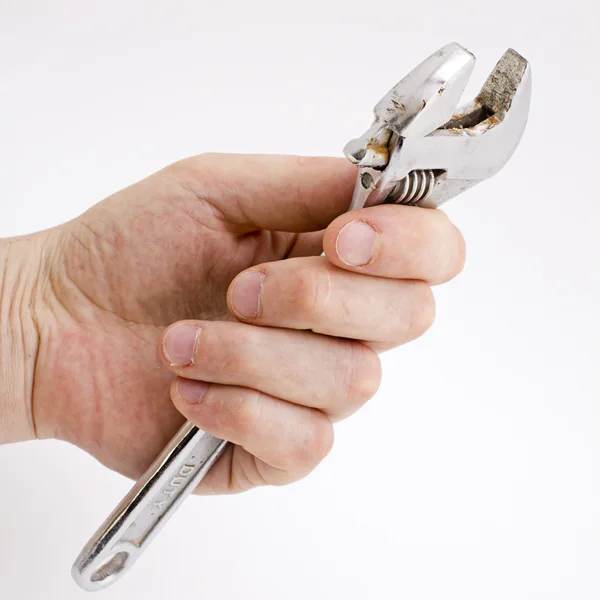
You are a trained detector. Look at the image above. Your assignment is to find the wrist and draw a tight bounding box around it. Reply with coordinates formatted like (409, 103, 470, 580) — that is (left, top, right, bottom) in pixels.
(0, 235, 45, 444)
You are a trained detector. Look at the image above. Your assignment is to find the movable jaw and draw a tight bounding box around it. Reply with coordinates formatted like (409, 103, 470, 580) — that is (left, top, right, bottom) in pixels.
(344, 42, 476, 170)
(344, 43, 532, 211)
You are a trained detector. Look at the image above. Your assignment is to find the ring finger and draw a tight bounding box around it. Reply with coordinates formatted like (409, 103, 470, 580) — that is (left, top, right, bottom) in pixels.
(159, 320, 381, 420)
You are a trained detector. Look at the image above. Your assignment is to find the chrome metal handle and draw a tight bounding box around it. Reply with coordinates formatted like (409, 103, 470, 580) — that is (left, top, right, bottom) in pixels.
(72, 421, 228, 591)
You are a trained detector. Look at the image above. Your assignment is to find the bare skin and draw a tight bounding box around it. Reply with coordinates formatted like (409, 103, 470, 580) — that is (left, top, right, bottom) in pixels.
(0, 154, 465, 493)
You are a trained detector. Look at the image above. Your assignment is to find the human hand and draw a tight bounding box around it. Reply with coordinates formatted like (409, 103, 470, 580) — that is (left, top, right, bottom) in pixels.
(2, 154, 465, 493)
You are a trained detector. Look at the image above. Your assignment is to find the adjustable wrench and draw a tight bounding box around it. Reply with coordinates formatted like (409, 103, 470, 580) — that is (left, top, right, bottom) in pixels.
(72, 42, 532, 591)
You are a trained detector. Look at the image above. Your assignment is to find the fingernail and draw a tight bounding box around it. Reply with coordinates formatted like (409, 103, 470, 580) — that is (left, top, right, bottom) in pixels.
(336, 220, 377, 266)
(163, 324, 201, 366)
(231, 270, 265, 319)
(177, 378, 209, 404)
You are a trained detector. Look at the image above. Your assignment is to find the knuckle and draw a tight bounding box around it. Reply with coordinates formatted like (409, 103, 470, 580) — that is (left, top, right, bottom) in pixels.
(195, 324, 259, 381)
(420, 211, 446, 247)
(228, 388, 264, 437)
(164, 154, 220, 201)
(405, 209, 444, 253)
(426, 214, 466, 283)
(448, 225, 467, 280)
(162, 156, 199, 186)
(293, 264, 332, 322)
(221, 331, 256, 378)
(402, 210, 456, 278)
(408, 282, 436, 338)
(172, 153, 213, 175)
(305, 413, 335, 464)
(340, 342, 382, 406)
(286, 413, 334, 469)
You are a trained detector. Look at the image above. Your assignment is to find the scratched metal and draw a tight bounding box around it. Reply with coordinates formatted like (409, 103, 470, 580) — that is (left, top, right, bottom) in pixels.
(72, 422, 228, 591)
(344, 43, 532, 211)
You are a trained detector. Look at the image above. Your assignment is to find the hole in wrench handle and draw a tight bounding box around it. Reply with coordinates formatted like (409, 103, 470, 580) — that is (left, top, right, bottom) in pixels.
(71, 421, 228, 591)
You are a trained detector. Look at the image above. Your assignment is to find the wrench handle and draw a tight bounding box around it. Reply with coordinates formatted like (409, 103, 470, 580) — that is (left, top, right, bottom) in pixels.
(72, 421, 228, 591)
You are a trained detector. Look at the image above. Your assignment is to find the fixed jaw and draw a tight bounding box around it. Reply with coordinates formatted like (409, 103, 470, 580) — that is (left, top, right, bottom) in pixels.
(345, 43, 532, 210)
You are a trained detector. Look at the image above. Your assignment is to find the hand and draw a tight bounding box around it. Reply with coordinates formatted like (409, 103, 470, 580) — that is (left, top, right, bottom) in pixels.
(6, 154, 465, 493)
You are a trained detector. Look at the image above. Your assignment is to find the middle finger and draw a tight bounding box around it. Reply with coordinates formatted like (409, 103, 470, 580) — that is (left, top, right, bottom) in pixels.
(227, 256, 435, 345)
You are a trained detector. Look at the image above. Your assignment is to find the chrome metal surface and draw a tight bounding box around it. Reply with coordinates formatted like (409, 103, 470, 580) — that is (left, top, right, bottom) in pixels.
(72, 422, 228, 591)
(345, 43, 532, 211)
(386, 169, 438, 205)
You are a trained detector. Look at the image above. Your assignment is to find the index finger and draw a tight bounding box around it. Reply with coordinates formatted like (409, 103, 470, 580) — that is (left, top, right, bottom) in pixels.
(170, 153, 358, 233)
(322, 204, 466, 284)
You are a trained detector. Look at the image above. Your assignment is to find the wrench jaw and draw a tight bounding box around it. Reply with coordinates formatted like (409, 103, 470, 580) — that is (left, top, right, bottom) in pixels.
(344, 42, 475, 169)
(345, 45, 532, 211)
(420, 47, 533, 208)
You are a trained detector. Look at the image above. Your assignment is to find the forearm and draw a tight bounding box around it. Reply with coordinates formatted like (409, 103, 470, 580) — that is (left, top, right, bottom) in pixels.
(0, 237, 42, 444)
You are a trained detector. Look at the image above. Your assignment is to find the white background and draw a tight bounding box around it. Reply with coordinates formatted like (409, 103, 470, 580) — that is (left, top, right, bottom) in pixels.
(1, 1, 599, 598)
